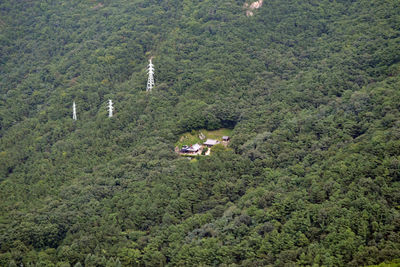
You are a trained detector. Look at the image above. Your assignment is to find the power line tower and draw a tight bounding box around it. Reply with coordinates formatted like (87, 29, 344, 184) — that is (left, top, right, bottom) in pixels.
(72, 101, 77, 120)
(146, 58, 155, 92)
(108, 99, 114, 117)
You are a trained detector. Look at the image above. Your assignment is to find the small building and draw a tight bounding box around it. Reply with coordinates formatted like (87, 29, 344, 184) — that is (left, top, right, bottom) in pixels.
(181, 144, 201, 154)
(222, 136, 230, 141)
(203, 139, 220, 147)
(180, 145, 190, 153)
(187, 143, 201, 153)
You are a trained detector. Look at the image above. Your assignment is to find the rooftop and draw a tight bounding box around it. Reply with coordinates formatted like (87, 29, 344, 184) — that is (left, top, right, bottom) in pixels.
(204, 139, 220, 146)
(187, 143, 201, 152)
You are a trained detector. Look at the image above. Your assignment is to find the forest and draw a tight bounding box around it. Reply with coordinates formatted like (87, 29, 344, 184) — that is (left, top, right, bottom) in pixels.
(0, 0, 399, 266)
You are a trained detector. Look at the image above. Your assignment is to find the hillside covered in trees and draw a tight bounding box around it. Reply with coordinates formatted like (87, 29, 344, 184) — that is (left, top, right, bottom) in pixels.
(1, 0, 400, 266)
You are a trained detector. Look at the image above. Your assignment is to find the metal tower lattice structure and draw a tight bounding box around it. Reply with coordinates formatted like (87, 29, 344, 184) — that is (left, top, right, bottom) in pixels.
(146, 58, 155, 92)
(72, 101, 77, 120)
(108, 99, 114, 118)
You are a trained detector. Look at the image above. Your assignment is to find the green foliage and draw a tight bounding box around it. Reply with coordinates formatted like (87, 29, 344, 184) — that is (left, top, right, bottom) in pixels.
(0, 0, 400, 266)
(367, 259, 400, 267)
(210, 144, 226, 153)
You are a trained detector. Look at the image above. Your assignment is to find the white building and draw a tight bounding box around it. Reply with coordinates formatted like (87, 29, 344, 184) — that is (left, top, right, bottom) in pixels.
(203, 139, 220, 147)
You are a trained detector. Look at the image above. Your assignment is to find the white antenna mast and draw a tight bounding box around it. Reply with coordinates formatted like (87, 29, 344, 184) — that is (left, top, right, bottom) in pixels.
(146, 58, 155, 92)
(108, 99, 114, 117)
(72, 101, 77, 120)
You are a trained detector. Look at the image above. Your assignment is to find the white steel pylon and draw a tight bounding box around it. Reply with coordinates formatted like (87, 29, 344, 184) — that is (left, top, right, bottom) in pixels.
(146, 58, 155, 92)
(72, 101, 77, 120)
(108, 99, 114, 117)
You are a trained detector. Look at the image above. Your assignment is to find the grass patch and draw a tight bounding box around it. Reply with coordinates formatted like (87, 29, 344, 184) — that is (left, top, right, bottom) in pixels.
(176, 128, 233, 148)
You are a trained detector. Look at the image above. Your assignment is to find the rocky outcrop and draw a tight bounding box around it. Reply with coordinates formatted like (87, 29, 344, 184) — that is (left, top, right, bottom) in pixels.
(244, 0, 263, 16)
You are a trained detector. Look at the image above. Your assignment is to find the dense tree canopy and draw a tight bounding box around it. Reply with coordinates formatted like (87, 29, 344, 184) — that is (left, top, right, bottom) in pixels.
(0, 0, 399, 266)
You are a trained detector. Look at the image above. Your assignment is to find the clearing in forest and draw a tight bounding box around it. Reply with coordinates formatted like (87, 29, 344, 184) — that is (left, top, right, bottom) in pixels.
(176, 128, 232, 149)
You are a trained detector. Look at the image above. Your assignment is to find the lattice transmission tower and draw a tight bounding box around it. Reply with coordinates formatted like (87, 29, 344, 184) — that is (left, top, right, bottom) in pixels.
(72, 101, 77, 120)
(108, 99, 114, 117)
(146, 58, 155, 92)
